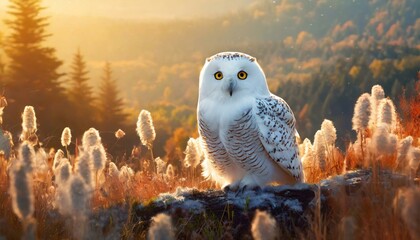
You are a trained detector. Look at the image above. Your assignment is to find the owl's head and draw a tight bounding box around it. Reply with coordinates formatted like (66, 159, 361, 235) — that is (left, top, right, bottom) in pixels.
(199, 52, 270, 101)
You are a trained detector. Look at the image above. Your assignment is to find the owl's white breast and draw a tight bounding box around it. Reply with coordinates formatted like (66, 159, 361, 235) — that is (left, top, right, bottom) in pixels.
(198, 95, 255, 136)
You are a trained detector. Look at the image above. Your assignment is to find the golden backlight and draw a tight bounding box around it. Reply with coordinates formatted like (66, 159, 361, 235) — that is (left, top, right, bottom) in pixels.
(0, 0, 255, 19)
(0, 0, 419, 239)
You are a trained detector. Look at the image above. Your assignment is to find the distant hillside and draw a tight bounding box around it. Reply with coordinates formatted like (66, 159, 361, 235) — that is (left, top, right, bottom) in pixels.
(1, 0, 419, 155)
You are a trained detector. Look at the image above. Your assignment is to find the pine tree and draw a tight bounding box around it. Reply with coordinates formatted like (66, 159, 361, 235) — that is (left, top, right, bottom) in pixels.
(0, 56, 4, 88)
(67, 49, 96, 136)
(0, 31, 5, 87)
(3, 0, 70, 138)
(98, 62, 126, 131)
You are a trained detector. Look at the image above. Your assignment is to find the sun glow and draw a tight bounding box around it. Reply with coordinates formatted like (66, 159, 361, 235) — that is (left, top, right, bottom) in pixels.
(1, 0, 254, 19)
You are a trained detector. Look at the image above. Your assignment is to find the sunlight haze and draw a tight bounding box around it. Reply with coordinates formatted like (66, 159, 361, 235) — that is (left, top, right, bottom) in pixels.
(0, 1, 419, 238)
(1, 0, 257, 19)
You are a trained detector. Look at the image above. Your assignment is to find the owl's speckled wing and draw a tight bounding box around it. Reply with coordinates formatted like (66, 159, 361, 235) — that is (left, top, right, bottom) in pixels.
(254, 95, 303, 182)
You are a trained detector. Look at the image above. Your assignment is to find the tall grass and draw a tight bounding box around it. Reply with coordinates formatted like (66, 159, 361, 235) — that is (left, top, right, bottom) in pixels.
(0, 83, 418, 239)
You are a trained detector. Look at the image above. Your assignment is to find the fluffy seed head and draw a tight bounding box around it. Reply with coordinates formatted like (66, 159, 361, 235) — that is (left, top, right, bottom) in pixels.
(69, 175, 89, 215)
(155, 157, 167, 175)
(377, 98, 397, 133)
(369, 85, 385, 129)
(396, 136, 413, 170)
(0, 96, 7, 109)
(61, 127, 72, 147)
(251, 210, 278, 240)
(166, 164, 175, 180)
(409, 147, 420, 173)
(115, 129, 126, 139)
(21, 106, 37, 134)
(388, 134, 398, 153)
(19, 142, 35, 173)
(91, 144, 106, 172)
(184, 138, 201, 168)
(34, 147, 49, 173)
(321, 119, 337, 146)
(53, 149, 65, 172)
(10, 164, 34, 220)
(0, 97, 6, 124)
(372, 124, 390, 153)
(118, 165, 134, 182)
(82, 128, 101, 150)
(313, 130, 327, 171)
(371, 85, 385, 102)
(108, 162, 120, 178)
(136, 110, 156, 149)
(299, 138, 313, 158)
(352, 93, 372, 132)
(56, 159, 72, 185)
(148, 213, 175, 240)
(55, 186, 71, 216)
(393, 187, 420, 240)
(0, 130, 13, 159)
(353, 136, 373, 159)
(76, 151, 93, 187)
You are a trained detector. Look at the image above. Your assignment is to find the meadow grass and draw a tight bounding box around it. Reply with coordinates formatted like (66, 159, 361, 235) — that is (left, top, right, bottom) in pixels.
(0, 83, 419, 239)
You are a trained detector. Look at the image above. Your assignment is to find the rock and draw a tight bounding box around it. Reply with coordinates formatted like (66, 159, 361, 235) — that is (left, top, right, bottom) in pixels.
(97, 169, 412, 238)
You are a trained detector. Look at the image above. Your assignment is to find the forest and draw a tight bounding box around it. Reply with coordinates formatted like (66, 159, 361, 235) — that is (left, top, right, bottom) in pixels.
(1, 0, 420, 163)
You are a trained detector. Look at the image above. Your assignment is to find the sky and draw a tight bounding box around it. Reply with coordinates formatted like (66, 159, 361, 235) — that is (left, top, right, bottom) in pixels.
(0, 0, 257, 19)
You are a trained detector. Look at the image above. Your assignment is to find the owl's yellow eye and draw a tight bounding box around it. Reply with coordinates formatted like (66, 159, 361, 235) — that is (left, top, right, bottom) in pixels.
(214, 71, 223, 80)
(237, 71, 247, 80)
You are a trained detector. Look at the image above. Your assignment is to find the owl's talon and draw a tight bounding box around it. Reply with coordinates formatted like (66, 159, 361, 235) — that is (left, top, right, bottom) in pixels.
(223, 180, 241, 193)
(235, 185, 261, 197)
(251, 185, 262, 192)
(235, 186, 246, 197)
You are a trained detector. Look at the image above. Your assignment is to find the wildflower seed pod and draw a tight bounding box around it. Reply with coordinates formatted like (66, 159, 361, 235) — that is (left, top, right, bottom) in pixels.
(61, 127, 72, 147)
(108, 161, 119, 178)
(251, 210, 277, 240)
(155, 157, 166, 175)
(321, 119, 337, 146)
(82, 128, 101, 150)
(377, 98, 397, 133)
(56, 159, 72, 185)
(184, 138, 201, 168)
(148, 213, 175, 240)
(69, 175, 89, 215)
(76, 151, 93, 187)
(136, 110, 156, 149)
(10, 164, 34, 221)
(118, 165, 134, 182)
(21, 106, 37, 134)
(352, 93, 371, 132)
(53, 149, 65, 172)
(115, 129, 126, 139)
(313, 130, 327, 171)
(369, 85, 385, 129)
(91, 144, 106, 172)
(19, 142, 35, 173)
(166, 164, 175, 180)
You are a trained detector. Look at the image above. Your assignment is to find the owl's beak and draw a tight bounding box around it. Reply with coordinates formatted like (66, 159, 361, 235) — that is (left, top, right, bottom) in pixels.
(228, 79, 236, 97)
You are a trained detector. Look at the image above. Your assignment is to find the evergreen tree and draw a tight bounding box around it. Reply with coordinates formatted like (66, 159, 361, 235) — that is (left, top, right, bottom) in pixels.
(98, 62, 127, 131)
(0, 32, 4, 87)
(67, 49, 96, 136)
(3, 0, 70, 140)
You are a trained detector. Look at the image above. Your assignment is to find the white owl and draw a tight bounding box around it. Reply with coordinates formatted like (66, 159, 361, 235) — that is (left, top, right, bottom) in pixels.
(198, 52, 303, 191)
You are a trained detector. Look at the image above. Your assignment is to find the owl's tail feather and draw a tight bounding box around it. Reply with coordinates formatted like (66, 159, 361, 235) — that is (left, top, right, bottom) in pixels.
(201, 158, 226, 188)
